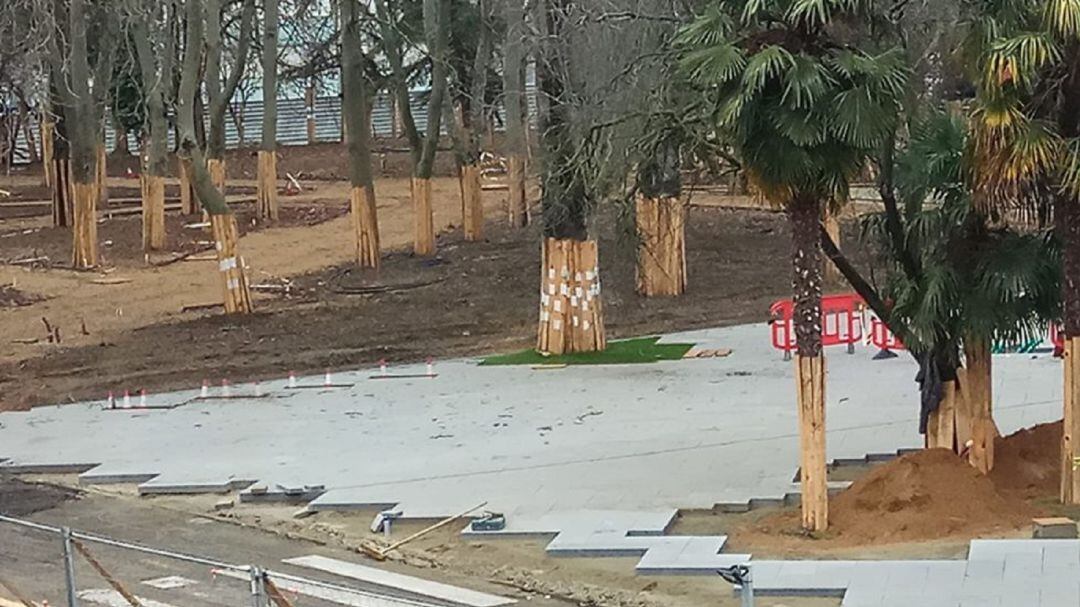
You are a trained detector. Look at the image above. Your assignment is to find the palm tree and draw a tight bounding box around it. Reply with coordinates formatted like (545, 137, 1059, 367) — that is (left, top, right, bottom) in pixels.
(677, 0, 907, 531)
(863, 109, 1059, 470)
(966, 0, 1080, 503)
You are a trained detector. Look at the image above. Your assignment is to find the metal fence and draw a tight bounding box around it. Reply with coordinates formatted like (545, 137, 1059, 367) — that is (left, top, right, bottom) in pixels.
(0, 513, 444, 607)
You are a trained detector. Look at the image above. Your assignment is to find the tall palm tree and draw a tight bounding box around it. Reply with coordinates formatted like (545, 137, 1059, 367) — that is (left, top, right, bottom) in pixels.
(966, 0, 1080, 503)
(677, 0, 907, 531)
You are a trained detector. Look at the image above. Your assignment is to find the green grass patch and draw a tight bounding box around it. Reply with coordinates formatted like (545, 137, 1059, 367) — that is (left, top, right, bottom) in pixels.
(480, 336, 694, 366)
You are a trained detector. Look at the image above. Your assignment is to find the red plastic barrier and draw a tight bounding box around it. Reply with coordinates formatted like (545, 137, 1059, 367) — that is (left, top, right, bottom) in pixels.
(870, 316, 904, 351)
(1051, 324, 1064, 356)
(770, 293, 864, 357)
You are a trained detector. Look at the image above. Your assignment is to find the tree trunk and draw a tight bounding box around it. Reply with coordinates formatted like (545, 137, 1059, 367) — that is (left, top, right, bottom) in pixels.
(257, 0, 279, 221)
(140, 174, 166, 250)
(305, 85, 317, 144)
(179, 157, 199, 215)
(823, 210, 841, 285)
(42, 119, 55, 189)
(537, 237, 606, 354)
(507, 154, 527, 227)
(114, 124, 129, 155)
(790, 194, 827, 532)
(341, 0, 380, 268)
(963, 336, 995, 474)
(71, 181, 99, 268)
(210, 213, 253, 313)
(1061, 193, 1080, 503)
(412, 177, 435, 256)
(503, 0, 529, 227)
(635, 195, 686, 296)
(256, 150, 278, 219)
(460, 164, 483, 241)
(96, 143, 108, 207)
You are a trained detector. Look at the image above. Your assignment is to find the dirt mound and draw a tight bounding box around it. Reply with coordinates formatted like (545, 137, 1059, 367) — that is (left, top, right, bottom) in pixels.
(826, 448, 1032, 543)
(990, 421, 1061, 499)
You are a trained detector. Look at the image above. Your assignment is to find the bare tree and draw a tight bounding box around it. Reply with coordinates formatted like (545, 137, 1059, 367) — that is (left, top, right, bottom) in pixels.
(502, 0, 528, 227)
(256, 0, 280, 220)
(178, 0, 253, 313)
(206, 0, 256, 193)
(340, 0, 380, 267)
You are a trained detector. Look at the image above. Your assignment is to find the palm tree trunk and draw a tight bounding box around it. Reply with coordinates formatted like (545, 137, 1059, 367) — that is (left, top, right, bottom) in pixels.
(963, 335, 994, 474)
(1059, 193, 1080, 503)
(790, 194, 827, 532)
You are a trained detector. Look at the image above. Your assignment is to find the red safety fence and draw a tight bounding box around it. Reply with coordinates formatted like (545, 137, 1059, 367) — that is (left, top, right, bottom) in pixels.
(770, 293, 865, 358)
(870, 316, 904, 351)
(1051, 324, 1065, 356)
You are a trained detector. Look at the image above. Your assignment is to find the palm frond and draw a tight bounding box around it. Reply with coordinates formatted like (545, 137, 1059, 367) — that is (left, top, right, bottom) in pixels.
(741, 45, 795, 94)
(1044, 0, 1080, 38)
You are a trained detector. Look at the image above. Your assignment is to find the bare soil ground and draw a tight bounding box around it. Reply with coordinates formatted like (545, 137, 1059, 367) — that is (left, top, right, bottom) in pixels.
(0, 171, 821, 409)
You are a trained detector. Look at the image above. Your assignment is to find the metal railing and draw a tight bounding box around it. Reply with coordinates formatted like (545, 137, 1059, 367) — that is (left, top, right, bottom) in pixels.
(0, 513, 442, 607)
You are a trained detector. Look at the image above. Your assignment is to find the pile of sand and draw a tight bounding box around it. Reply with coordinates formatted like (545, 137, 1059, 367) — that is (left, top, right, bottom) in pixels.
(825, 448, 1033, 544)
(740, 422, 1066, 548)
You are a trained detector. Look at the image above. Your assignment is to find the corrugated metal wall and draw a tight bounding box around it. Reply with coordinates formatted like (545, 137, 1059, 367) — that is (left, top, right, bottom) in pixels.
(12, 87, 538, 163)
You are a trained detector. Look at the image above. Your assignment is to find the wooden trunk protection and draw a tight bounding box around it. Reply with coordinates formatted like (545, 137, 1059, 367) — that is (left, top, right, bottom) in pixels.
(925, 362, 997, 474)
(95, 144, 109, 206)
(460, 164, 484, 242)
(926, 379, 958, 450)
(635, 196, 687, 297)
(179, 158, 198, 215)
(351, 185, 380, 268)
(964, 337, 994, 474)
(71, 181, 99, 269)
(507, 154, 528, 227)
(140, 174, 166, 251)
(51, 158, 72, 228)
(208, 158, 226, 192)
(823, 211, 841, 284)
(536, 238, 606, 355)
(1063, 337, 1080, 503)
(42, 121, 55, 188)
(256, 150, 279, 221)
(795, 353, 828, 532)
(210, 214, 253, 314)
(412, 177, 435, 256)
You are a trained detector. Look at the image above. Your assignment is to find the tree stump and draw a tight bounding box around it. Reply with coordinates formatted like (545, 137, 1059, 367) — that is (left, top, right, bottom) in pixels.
(71, 181, 99, 269)
(256, 150, 279, 221)
(507, 154, 528, 227)
(412, 176, 435, 256)
(795, 353, 828, 532)
(351, 185, 380, 268)
(460, 164, 483, 242)
(210, 213, 253, 314)
(536, 238, 606, 354)
(140, 174, 166, 251)
(1063, 337, 1080, 504)
(635, 195, 687, 297)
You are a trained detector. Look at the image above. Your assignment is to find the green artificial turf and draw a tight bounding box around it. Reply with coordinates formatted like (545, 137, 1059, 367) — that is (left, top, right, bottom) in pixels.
(480, 336, 694, 366)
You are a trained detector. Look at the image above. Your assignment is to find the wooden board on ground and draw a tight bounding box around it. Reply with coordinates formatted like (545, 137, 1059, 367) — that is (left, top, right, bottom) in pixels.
(683, 348, 733, 359)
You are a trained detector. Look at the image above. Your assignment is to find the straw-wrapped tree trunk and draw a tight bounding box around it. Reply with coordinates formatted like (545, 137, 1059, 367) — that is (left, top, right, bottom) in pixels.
(256, 0, 279, 221)
(534, 0, 605, 355)
(130, 0, 173, 251)
(179, 0, 252, 314)
(206, 0, 256, 195)
(340, 0, 379, 267)
(502, 0, 528, 227)
(635, 135, 686, 297)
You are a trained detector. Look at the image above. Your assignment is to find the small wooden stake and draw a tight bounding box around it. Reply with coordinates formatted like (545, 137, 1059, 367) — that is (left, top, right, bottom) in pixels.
(635, 195, 687, 297)
(795, 353, 828, 532)
(411, 176, 435, 256)
(1063, 336, 1080, 504)
(460, 164, 484, 242)
(95, 143, 109, 207)
(350, 185, 380, 268)
(42, 120, 55, 189)
(178, 157, 198, 215)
